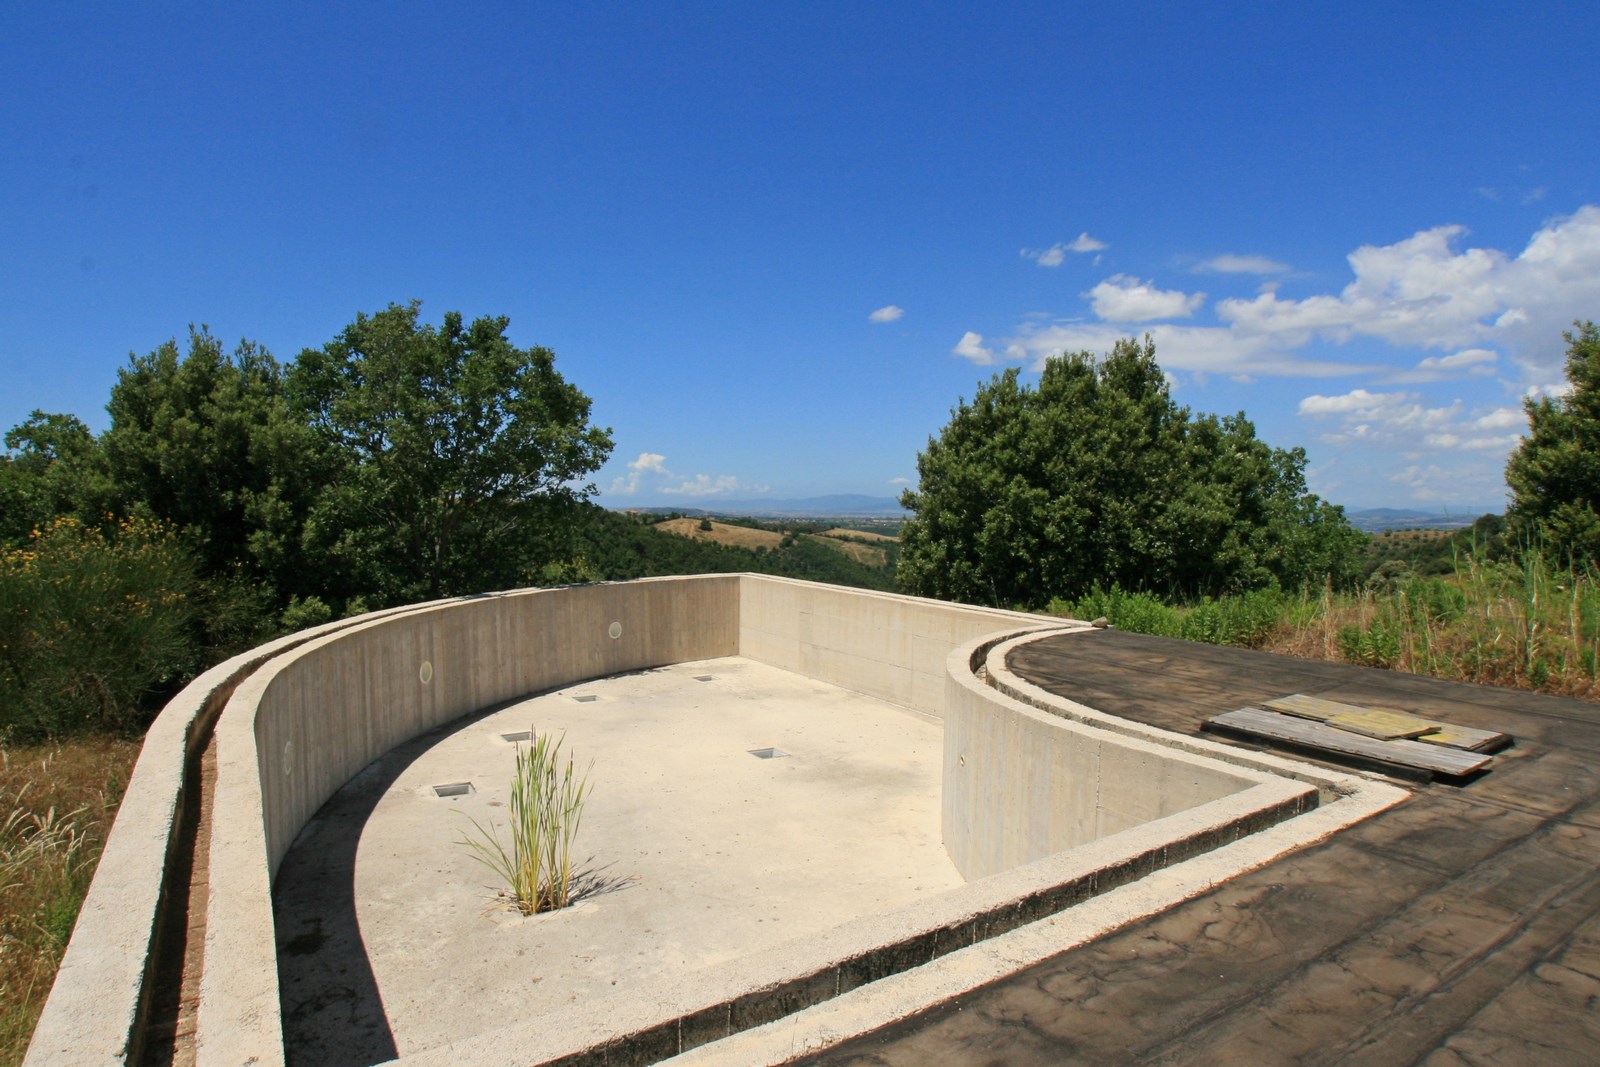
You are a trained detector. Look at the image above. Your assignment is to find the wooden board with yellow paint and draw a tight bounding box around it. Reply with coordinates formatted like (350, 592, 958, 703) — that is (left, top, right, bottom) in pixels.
(1264, 693, 1511, 752)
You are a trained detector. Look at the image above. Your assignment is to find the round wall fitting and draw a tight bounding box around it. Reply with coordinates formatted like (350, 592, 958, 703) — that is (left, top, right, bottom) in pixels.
(419, 660, 434, 684)
(608, 621, 623, 640)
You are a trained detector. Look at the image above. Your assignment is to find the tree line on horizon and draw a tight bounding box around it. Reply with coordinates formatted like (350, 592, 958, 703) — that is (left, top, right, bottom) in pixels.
(4, 310, 1597, 739)
(0, 302, 904, 739)
(895, 327, 1600, 611)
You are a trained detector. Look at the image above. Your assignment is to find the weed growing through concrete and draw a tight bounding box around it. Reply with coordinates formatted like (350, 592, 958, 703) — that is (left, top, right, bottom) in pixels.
(461, 730, 592, 915)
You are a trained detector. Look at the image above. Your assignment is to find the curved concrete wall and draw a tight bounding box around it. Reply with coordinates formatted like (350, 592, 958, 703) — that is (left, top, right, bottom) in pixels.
(940, 631, 1297, 880)
(28, 575, 1360, 1067)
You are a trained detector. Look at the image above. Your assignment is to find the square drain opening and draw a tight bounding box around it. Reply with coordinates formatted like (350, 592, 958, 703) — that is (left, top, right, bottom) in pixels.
(500, 731, 532, 743)
(748, 747, 789, 760)
(695, 675, 716, 682)
(433, 782, 474, 797)
(572, 694, 598, 703)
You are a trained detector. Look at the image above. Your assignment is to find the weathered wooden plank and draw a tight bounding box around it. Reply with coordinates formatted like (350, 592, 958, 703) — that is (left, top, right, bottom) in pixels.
(1325, 709, 1442, 740)
(1206, 707, 1493, 778)
(1263, 693, 1346, 721)
(1414, 722, 1511, 752)
(1264, 693, 1511, 752)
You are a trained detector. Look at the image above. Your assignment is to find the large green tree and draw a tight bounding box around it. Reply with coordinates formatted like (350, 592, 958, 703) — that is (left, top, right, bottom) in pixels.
(288, 302, 614, 604)
(1505, 320, 1600, 565)
(102, 327, 325, 601)
(1, 411, 115, 544)
(897, 336, 1359, 608)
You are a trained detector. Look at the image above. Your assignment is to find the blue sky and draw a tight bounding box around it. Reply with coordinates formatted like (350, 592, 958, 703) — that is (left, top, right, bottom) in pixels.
(4, 2, 1598, 513)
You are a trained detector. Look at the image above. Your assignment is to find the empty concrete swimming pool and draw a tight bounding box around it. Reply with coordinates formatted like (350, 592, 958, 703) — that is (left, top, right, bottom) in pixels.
(27, 576, 1401, 1066)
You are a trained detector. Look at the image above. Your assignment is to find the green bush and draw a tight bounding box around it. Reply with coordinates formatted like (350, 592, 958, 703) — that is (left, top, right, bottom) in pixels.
(1053, 585, 1284, 648)
(0, 516, 199, 740)
(1337, 619, 1403, 668)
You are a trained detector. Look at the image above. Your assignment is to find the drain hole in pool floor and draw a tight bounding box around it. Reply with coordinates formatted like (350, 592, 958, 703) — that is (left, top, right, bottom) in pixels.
(748, 747, 789, 760)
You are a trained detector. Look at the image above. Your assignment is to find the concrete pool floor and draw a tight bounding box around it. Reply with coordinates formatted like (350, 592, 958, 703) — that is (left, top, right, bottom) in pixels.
(273, 657, 962, 1064)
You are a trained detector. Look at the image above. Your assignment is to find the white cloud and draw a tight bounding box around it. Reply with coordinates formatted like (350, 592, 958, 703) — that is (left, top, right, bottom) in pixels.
(607, 451, 672, 494)
(1384, 347, 1499, 384)
(869, 305, 904, 323)
(1214, 206, 1600, 380)
(1088, 275, 1205, 322)
(1524, 381, 1574, 401)
(953, 330, 996, 364)
(1419, 348, 1497, 373)
(1194, 254, 1290, 275)
(973, 206, 1600, 385)
(1472, 406, 1526, 431)
(1022, 244, 1067, 267)
(1021, 232, 1108, 267)
(993, 320, 1363, 378)
(1299, 388, 1524, 455)
(888, 476, 911, 486)
(1389, 462, 1512, 505)
(1298, 388, 1395, 417)
(662, 474, 766, 497)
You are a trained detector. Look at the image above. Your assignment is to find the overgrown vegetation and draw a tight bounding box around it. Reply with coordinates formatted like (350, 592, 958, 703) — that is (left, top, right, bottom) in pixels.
(460, 731, 592, 915)
(0, 517, 198, 741)
(0, 738, 139, 1066)
(1053, 586, 1289, 649)
(1052, 542, 1600, 701)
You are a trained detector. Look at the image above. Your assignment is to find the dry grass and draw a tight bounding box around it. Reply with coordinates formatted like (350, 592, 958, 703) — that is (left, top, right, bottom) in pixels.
(820, 528, 899, 543)
(808, 536, 887, 567)
(1262, 558, 1600, 702)
(656, 517, 785, 551)
(0, 736, 139, 1066)
(655, 518, 890, 565)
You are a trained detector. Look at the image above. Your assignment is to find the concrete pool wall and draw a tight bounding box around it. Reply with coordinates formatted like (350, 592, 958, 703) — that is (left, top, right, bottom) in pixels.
(28, 575, 1352, 1067)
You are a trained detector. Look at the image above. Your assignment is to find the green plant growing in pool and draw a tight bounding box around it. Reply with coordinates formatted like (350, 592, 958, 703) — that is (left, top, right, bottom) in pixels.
(461, 730, 592, 914)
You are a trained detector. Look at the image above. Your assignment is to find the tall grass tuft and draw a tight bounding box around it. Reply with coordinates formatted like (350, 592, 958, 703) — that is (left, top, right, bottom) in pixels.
(460, 730, 592, 915)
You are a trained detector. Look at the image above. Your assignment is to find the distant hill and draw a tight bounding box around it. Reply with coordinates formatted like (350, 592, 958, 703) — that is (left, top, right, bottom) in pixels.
(624, 494, 906, 519)
(1344, 508, 1496, 533)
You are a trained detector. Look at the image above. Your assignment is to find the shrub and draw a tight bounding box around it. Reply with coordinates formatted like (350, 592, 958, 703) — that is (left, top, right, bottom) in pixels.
(0, 517, 199, 740)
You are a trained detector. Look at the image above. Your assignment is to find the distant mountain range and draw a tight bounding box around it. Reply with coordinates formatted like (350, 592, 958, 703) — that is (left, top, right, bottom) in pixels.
(1342, 508, 1498, 532)
(620, 498, 1499, 530)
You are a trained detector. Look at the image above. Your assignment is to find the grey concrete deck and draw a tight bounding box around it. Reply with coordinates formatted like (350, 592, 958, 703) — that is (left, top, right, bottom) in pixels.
(797, 629, 1600, 1065)
(273, 658, 961, 1064)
